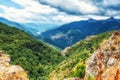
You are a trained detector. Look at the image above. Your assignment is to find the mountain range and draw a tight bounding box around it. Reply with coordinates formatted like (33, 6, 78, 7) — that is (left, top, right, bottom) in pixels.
(0, 17, 120, 80)
(0, 17, 58, 36)
(38, 17, 120, 49)
(1, 17, 120, 49)
(0, 17, 35, 36)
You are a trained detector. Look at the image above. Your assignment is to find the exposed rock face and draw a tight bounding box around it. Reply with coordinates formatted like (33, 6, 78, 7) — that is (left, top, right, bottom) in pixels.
(85, 31, 120, 80)
(64, 78, 82, 80)
(61, 46, 71, 56)
(0, 51, 29, 80)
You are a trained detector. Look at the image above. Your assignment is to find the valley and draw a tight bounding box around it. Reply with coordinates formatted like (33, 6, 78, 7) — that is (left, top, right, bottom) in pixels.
(0, 17, 120, 80)
(1, 0, 120, 80)
(38, 17, 120, 49)
(0, 22, 64, 80)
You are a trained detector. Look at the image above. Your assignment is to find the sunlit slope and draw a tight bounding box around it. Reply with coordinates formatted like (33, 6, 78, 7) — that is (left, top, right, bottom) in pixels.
(0, 22, 64, 80)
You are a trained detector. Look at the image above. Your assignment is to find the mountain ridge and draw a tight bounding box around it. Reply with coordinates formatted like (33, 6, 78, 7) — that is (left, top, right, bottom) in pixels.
(0, 17, 36, 36)
(0, 17, 59, 36)
(38, 17, 120, 49)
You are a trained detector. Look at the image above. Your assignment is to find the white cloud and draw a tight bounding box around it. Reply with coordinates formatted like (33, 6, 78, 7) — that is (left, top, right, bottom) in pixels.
(0, 0, 120, 24)
(12, 0, 58, 15)
(0, 5, 34, 22)
(52, 13, 87, 23)
(85, 15, 109, 20)
(0, 0, 100, 24)
(51, 13, 110, 24)
(105, 10, 120, 16)
(0, 0, 59, 23)
(39, 0, 99, 14)
(103, 0, 120, 7)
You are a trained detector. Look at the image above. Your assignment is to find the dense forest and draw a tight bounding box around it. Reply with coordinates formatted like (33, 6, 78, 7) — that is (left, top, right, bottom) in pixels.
(0, 22, 65, 80)
(1, 22, 118, 80)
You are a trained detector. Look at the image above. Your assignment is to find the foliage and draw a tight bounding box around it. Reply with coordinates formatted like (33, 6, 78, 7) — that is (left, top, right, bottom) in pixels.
(49, 31, 112, 80)
(0, 22, 64, 80)
(73, 63, 85, 78)
(39, 18, 120, 49)
(85, 74, 96, 80)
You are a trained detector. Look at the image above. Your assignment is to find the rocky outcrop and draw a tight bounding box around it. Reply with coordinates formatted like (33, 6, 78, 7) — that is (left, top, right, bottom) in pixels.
(0, 51, 29, 80)
(64, 78, 82, 80)
(61, 46, 71, 56)
(85, 31, 120, 80)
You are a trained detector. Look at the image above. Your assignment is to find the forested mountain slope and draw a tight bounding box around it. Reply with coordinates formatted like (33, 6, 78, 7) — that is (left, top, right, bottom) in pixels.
(0, 22, 64, 80)
(49, 31, 113, 80)
(39, 17, 120, 49)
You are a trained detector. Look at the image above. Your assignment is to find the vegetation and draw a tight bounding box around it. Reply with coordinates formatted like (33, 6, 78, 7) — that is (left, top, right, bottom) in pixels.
(1, 21, 118, 80)
(39, 17, 120, 49)
(0, 22, 65, 80)
(49, 31, 112, 80)
(86, 74, 96, 80)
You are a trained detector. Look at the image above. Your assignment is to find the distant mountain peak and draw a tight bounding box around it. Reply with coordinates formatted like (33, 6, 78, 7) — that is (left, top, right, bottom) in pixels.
(107, 17, 115, 21)
(40, 17, 120, 49)
(87, 18, 96, 22)
(0, 17, 5, 19)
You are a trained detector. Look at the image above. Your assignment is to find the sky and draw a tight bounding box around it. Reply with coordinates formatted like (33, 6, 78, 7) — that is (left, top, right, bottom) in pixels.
(0, 0, 120, 24)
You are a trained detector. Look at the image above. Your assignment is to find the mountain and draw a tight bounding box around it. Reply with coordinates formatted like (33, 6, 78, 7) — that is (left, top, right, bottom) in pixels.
(38, 17, 120, 49)
(0, 17, 59, 36)
(0, 22, 64, 79)
(48, 31, 113, 80)
(48, 31, 120, 80)
(0, 17, 34, 35)
(23, 23, 59, 36)
(0, 51, 28, 80)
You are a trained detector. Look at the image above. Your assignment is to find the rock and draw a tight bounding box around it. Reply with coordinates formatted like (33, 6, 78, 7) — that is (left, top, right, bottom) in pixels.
(85, 31, 120, 80)
(61, 47, 71, 56)
(0, 51, 29, 80)
(64, 78, 82, 80)
(85, 36, 96, 41)
(107, 57, 117, 67)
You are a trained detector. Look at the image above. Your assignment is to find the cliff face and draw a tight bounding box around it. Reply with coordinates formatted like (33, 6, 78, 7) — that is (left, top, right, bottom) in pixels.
(0, 51, 29, 80)
(85, 31, 120, 80)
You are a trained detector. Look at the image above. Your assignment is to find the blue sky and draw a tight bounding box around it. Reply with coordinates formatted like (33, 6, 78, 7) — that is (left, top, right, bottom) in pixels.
(0, 0, 120, 24)
(0, 0, 23, 9)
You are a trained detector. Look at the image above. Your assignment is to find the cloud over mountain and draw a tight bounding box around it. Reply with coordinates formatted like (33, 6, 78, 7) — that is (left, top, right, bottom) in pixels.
(38, 0, 99, 15)
(0, 0, 120, 24)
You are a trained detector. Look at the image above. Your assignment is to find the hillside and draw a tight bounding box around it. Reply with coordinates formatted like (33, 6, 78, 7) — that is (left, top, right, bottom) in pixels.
(0, 22, 64, 80)
(38, 17, 120, 49)
(85, 31, 120, 80)
(0, 51, 28, 80)
(48, 31, 113, 80)
(0, 17, 59, 36)
(0, 17, 38, 36)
